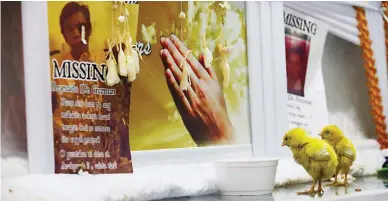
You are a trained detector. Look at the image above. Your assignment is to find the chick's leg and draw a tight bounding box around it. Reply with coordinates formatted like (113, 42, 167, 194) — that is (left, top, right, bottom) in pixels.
(337, 173, 350, 187)
(317, 180, 324, 194)
(344, 173, 349, 186)
(297, 180, 316, 195)
(326, 168, 340, 186)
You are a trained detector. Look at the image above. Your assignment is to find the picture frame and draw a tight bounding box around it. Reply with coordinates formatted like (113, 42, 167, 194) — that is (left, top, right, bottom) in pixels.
(253, 1, 290, 158)
(22, 1, 55, 174)
(22, 1, 288, 173)
(243, 1, 291, 159)
(133, 1, 292, 166)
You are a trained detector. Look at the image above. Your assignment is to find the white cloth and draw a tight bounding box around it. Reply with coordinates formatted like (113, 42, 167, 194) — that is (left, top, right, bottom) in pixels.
(1, 149, 381, 201)
(2, 161, 217, 201)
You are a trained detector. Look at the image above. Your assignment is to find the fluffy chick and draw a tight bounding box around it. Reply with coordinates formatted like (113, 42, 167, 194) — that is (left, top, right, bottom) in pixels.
(282, 128, 338, 195)
(319, 125, 356, 187)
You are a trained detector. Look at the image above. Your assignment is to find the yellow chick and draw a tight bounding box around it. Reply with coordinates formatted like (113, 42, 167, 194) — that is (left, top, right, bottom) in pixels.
(282, 128, 338, 195)
(319, 125, 356, 187)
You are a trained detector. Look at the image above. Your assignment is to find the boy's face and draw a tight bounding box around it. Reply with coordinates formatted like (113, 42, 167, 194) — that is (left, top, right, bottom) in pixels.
(63, 11, 88, 47)
(286, 52, 302, 80)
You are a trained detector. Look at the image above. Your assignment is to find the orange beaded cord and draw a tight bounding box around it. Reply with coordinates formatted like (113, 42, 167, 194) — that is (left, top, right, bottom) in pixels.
(383, 2, 388, 72)
(382, 2, 388, 149)
(354, 6, 388, 149)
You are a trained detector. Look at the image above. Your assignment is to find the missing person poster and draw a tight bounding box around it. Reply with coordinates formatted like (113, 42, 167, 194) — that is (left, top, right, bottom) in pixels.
(48, 2, 138, 173)
(283, 7, 329, 135)
(48, 1, 251, 173)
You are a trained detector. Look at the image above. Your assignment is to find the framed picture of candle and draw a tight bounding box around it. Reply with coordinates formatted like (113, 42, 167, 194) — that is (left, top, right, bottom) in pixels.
(21, 1, 288, 173)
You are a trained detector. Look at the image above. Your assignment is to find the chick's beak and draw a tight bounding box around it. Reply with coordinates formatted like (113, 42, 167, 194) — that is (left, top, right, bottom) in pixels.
(318, 133, 323, 136)
(282, 141, 286, 146)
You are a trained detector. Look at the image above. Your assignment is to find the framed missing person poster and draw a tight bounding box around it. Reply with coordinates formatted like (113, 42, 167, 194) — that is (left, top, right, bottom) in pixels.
(21, 1, 289, 173)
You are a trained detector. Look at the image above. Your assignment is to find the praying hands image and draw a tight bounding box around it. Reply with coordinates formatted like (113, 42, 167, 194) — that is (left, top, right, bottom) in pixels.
(159, 34, 235, 146)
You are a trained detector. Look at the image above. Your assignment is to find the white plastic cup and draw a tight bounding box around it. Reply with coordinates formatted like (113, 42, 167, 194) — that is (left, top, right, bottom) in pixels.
(214, 158, 279, 196)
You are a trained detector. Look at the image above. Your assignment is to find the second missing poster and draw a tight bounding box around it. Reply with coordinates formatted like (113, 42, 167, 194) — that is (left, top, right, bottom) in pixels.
(283, 7, 329, 135)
